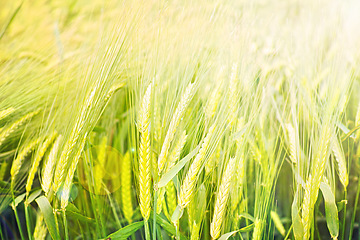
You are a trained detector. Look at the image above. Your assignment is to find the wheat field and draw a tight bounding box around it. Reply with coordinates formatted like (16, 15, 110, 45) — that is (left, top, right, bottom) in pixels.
(1, 0, 360, 239)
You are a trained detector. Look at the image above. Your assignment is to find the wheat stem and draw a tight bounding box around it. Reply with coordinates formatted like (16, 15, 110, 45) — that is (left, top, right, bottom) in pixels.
(26, 132, 57, 194)
(158, 82, 195, 174)
(210, 157, 236, 239)
(179, 124, 215, 210)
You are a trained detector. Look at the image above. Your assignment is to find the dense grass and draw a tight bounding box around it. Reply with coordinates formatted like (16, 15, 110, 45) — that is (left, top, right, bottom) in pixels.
(1, 0, 360, 239)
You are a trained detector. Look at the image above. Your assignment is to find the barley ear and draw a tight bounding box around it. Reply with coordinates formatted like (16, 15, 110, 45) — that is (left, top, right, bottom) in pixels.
(179, 124, 215, 210)
(332, 136, 348, 189)
(0, 110, 40, 147)
(33, 213, 47, 240)
(210, 157, 236, 239)
(166, 181, 177, 216)
(11, 137, 41, 189)
(26, 132, 57, 194)
(138, 83, 152, 221)
(0, 107, 15, 121)
(285, 123, 298, 164)
(302, 176, 312, 240)
(41, 135, 62, 196)
(121, 151, 133, 223)
(158, 82, 195, 174)
(61, 133, 87, 210)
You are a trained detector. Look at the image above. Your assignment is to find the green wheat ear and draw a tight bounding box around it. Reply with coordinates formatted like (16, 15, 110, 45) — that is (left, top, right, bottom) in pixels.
(26, 132, 57, 194)
(11, 137, 41, 190)
(210, 157, 236, 239)
(121, 151, 134, 223)
(138, 83, 152, 221)
(0, 107, 15, 121)
(0, 109, 40, 147)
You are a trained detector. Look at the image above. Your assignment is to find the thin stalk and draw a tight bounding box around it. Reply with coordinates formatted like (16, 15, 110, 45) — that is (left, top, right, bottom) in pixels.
(24, 202, 33, 240)
(284, 225, 293, 240)
(90, 193, 102, 237)
(204, 210, 210, 240)
(349, 178, 360, 240)
(0, 1, 23, 40)
(341, 190, 347, 240)
(85, 143, 101, 238)
(153, 191, 158, 240)
(312, 213, 316, 240)
(12, 205, 25, 240)
(63, 210, 69, 240)
(46, 191, 61, 238)
(77, 219, 85, 239)
(11, 185, 25, 240)
(175, 221, 180, 240)
(95, 196, 107, 236)
(79, 189, 92, 239)
(314, 203, 320, 240)
(144, 220, 151, 240)
(107, 190, 121, 228)
(53, 198, 62, 240)
(0, 221, 4, 240)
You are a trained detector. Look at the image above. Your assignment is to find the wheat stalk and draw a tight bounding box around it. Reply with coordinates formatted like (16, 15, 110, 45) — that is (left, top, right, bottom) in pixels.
(312, 126, 332, 198)
(54, 83, 100, 193)
(157, 130, 188, 213)
(228, 63, 238, 127)
(179, 124, 215, 210)
(158, 82, 195, 174)
(210, 157, 236, 239)
(0, 107, 15, 121)
(332, 136, 348, 189)
(41, 135, 62, 196)
(121, 151, 134, 223)
(26, 132, 57, 194)
(205, 88, 221, 127)
(103, 83, 125, 104)
(302, 175, 312, 240)
(230, 154, 244, 212)
(138, 83, 152, 221)
(252, 219, 264, 240)
(190, 221, 201, 240)
(0, 110, 39, 147)
(153, 96, 162, 145)
(285, 123, 297, 164)
(158, 130, 188, 213)
(61, 133, 87, 210)
(11, 137, 41, 188)
(94, 136, 107, 194)
(302, 126, 331, 239)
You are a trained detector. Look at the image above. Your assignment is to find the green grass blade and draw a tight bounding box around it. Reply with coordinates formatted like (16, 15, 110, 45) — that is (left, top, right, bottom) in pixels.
(157, 145, 200, 188)
(320, 182, 339, 239)
(155, 214, 188, 240)
(104, 221, 144, 240)
(35, 196, 60, 240)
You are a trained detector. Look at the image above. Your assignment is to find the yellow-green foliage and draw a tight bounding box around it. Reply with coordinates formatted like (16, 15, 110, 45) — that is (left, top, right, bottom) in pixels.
(1, 0, 360, 240)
